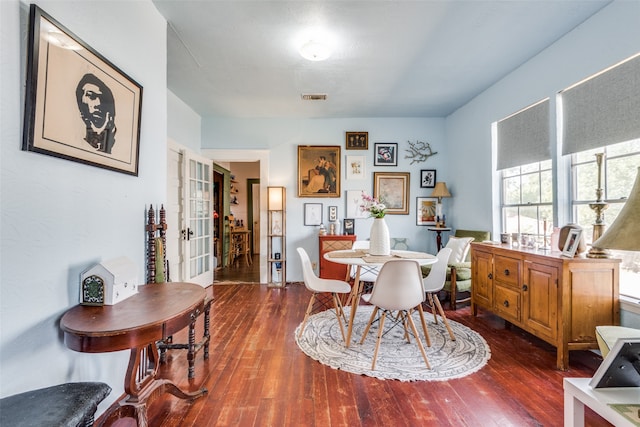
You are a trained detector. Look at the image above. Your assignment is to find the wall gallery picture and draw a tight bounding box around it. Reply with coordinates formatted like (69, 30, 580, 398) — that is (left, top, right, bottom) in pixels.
(304, 203, 323, 226)
(345, 132, 368, 150)
(416, 197, 437, 225)
(420, 170, 437, 188)
(23, 5, 143, 176)
(374, 143, 398, 166)
(298, 145, 341, 198)
(373, 172, 410, 215)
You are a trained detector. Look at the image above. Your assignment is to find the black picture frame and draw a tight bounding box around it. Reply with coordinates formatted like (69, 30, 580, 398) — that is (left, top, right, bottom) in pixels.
(345, 132, 368, 150)
(304, 203, 323, 226)
(374, 143, 398, 166)
(328, 206, 338, 222)
(420, 169, 437, 188)
(23, 5, 143, 176)
(589, 338, 640, 388)
(343, 218, 355, 235)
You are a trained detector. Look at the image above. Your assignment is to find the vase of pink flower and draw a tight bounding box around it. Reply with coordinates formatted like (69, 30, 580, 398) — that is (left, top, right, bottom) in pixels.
(361, 192, 390, 255)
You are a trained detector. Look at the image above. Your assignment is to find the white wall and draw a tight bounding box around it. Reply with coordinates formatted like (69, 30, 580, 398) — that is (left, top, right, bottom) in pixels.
(0, 0, 167, 414)
(203, 117, 447, 281)
(168, 89, 201, 153)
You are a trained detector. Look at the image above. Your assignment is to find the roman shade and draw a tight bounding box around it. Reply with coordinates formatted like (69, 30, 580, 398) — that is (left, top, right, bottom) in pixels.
(497, 98, 551, 170)
(560, 53, 640, 155)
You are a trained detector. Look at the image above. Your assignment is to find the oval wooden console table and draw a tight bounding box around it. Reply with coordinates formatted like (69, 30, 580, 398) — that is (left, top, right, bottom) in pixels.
(61, 282, 208, 427)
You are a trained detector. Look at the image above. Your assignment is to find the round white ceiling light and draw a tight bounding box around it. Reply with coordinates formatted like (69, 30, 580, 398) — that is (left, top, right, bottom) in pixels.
(299, 40, 332, 61)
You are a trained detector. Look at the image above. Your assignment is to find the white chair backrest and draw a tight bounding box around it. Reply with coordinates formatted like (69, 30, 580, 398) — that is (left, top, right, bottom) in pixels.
(352, 240, 370, 250)
(423, 248, 453, 293)
(297, 247, 323, 292)
(368, 260, 424, 311)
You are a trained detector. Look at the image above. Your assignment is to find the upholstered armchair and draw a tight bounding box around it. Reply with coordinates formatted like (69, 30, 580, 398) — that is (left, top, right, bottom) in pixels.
(421, 229, 490, 310)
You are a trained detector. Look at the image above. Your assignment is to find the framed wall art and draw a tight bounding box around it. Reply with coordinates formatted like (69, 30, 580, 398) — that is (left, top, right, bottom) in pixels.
(374, 142, 398, 166)
(304, 203, 323, 226)
(420, 169, 437, 188)
(298, 145, 341, 197)
(345, 155, 366, 180)
(345, 132, 368, 150)
(328, 206, 338, 222)
(343, 218, 355, 235)
(373, 172, 410, 215)
(346, 190, 368, 219)
(416, 197, 437, 225)
(23, 5, 143, 176)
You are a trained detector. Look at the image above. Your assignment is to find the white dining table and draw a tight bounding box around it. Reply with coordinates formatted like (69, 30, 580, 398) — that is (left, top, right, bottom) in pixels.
(323, 249, 437, 347)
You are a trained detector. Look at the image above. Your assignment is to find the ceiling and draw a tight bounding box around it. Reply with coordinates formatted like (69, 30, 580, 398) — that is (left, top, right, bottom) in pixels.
(152, 0, 611, 119)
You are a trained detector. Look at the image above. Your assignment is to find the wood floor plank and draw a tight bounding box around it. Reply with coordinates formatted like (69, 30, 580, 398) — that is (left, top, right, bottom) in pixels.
(105, 281, 614, 427)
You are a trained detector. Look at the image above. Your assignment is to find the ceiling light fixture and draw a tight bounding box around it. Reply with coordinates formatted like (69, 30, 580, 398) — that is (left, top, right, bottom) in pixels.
(299, 40, 332, 61)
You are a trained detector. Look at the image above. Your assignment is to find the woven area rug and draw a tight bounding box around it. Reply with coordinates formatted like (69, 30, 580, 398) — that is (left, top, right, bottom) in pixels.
(294, 305, 490, 381)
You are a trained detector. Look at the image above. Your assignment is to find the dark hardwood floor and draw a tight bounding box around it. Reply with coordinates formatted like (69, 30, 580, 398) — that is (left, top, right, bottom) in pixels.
(108, 263, 612, 426)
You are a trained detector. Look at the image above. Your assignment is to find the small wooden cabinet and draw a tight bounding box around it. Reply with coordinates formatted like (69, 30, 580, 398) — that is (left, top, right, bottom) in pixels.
(471, 242, 620, 370)
(319, 235, 357, 280)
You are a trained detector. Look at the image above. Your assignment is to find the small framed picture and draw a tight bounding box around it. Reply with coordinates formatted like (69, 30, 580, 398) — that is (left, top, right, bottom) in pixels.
(420, 170, 437, 188)
(346, 190, 368, 219)
(345, 155, 366, 180)
(346, 132, 368, 150)
(304, 203, 323, 226)
(328, 206, 338, 222)
(374, 143, 398, 166)
(416, 197, 437, 226)
(562, 228, 582, 257)
(343, 218, 355, 235)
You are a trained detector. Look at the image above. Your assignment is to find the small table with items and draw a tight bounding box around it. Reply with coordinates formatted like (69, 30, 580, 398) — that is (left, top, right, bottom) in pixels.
(427, 227, 452, 251)
(324, 249, 437, 347)
(563, 377, 639, 426)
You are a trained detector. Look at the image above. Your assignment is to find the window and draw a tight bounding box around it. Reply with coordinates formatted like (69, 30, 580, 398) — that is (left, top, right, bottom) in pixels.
(571, 139, 640, 299)
(500, 160, 553, 242)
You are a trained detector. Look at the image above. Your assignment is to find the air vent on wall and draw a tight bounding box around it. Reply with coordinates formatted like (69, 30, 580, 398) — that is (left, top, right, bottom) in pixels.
(301, 93, 328, 100)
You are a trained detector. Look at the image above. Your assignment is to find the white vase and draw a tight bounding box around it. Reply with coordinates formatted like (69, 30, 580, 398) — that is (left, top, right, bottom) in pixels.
(369, 217, 391, 256)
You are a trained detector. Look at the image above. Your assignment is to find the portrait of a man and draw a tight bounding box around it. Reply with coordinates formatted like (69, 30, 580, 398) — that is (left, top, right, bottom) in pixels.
(76, 73, 117, 154)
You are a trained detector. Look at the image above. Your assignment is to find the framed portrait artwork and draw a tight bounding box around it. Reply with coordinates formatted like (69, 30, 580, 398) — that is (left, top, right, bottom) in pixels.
(22, 5, 143, 176)
(416, 197, 437, 225)
(304, 203, 323, 226)
(345, 132, 368, 150)
(298, 145, 341, 197)
(345, 155, 366, 180)
(374, 143, 398, 166)
(562, 228, 583, 257)
(420, 170, 437, 188)
(373, 172, 410, 215)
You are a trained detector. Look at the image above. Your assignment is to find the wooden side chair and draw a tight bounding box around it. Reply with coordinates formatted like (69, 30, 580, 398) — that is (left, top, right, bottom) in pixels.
(146, 204, 212, 379)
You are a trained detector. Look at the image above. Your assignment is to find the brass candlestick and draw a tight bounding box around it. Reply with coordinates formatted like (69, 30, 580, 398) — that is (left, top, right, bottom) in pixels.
(587, 153, 610, 258)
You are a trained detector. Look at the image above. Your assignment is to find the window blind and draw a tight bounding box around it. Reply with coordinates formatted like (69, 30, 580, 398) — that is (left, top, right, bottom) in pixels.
(497, 98, 550, 170)
(560, 53, 640, 155)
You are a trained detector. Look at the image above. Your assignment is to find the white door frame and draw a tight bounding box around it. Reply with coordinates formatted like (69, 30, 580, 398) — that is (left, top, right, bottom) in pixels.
(202, 149, 269, 284)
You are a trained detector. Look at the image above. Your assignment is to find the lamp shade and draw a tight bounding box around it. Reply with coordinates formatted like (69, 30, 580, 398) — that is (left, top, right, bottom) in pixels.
(592, 166, 640, 251)
(430, 182, 451, 200)
(268, 186, 285, 211)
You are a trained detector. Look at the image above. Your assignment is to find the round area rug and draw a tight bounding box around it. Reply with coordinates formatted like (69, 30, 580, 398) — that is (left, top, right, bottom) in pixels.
(294, 306, 490, 381)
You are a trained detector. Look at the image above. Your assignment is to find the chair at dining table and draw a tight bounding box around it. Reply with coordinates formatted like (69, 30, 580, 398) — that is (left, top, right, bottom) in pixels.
(359, 259, 431, 370)
(422, 247, 456, 341)
(297, 247, 352, 342)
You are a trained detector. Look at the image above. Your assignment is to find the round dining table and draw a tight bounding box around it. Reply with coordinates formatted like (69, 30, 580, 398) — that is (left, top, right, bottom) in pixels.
(323, 249, 437, 347)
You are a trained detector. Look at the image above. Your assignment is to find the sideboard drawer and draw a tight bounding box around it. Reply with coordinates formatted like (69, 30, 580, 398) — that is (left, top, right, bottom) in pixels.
(494, 255, 520, 287)
(494, 285, 520, 322)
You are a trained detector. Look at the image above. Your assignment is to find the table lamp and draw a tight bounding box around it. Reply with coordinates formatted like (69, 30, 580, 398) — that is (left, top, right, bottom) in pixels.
(591, 166, 640, 254)
(430, 182, 451, 225)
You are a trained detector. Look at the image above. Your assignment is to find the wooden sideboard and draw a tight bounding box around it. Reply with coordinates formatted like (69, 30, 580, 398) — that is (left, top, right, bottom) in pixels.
(318, 234, 356, 279)
(470, 242, 620, 370)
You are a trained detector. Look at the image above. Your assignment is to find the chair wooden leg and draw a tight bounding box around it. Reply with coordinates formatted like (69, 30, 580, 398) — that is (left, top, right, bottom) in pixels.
(332, 293, 347, 343)
(416, 304, 431, 347)
(298, 294, 317, 338)
(427, 293, 439, 324)
(371, 311, 387, 370)
(359, 306, 379, 345)
(433, 295, 456, 341)
(406, 313, 431, 369)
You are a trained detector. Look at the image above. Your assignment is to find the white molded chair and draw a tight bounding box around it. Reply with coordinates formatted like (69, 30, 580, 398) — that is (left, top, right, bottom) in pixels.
(350, 240, 380, 283)
(359, 259, 431, 370)
(297, 247, 352, 342)
(422, 248, 456, 341)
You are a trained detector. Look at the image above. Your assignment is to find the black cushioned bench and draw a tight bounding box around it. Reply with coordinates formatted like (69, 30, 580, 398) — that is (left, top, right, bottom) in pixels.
(0, 382, 111, 427)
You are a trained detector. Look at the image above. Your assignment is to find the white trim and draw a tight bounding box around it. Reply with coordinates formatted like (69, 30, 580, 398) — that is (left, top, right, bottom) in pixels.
(620, 295, 640, 315)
